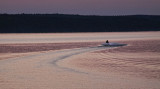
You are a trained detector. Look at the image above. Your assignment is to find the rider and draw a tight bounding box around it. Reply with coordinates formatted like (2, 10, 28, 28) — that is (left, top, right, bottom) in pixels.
(106, 40, 109, 43)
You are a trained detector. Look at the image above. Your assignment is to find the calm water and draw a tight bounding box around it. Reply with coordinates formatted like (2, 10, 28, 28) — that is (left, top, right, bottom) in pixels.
(0, 32, 160, 44)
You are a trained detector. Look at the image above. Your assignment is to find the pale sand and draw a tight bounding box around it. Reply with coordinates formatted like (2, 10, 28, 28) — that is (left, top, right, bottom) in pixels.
(0, 32, 160, 89)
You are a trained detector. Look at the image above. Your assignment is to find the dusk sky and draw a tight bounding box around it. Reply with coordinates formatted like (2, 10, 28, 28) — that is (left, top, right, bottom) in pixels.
(0, 0, 160, 15)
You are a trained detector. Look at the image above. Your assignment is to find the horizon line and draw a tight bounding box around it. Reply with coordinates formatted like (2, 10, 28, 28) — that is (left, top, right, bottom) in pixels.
(0, 13, 160, 16)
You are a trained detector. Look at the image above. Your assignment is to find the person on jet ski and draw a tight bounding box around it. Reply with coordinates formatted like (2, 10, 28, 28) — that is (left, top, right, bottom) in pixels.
(106, 40, 109, 43)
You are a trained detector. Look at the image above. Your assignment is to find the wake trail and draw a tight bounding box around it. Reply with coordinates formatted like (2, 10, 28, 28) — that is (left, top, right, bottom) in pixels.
(50, 46, 108, 73)
(0, 46, 109, 74)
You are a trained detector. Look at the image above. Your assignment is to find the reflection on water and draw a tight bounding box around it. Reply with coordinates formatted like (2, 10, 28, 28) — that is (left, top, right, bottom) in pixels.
(0, 32, 160, 44)
(0, 32, 160, 89)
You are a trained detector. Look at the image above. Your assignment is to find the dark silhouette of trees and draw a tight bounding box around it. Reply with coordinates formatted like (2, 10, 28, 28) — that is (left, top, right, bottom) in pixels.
(0, 14, 160, 33)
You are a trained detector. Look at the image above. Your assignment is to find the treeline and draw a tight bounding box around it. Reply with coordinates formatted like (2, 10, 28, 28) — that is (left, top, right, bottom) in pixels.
(0, 14, 160, 33)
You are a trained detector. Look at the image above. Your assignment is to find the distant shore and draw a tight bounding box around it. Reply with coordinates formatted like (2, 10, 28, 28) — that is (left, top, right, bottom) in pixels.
(0, 14, 160, 33)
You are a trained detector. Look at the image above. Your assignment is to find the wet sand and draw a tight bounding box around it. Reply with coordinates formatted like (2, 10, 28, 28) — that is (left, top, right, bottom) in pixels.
(0, 32, 160, 89)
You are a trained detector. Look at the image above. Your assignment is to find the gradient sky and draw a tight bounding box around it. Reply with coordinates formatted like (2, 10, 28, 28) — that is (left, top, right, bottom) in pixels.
(0, 0, 160, 15)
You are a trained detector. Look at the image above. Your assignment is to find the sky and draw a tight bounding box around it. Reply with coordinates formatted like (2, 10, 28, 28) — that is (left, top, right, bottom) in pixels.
(0, 0, 160, 15)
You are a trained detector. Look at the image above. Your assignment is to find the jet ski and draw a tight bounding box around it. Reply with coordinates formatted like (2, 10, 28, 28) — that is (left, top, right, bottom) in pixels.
(101, 43, 127, 47)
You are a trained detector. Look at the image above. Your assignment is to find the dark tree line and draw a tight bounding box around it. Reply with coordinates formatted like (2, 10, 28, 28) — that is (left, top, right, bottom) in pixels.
(0, 14, 160, 33)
